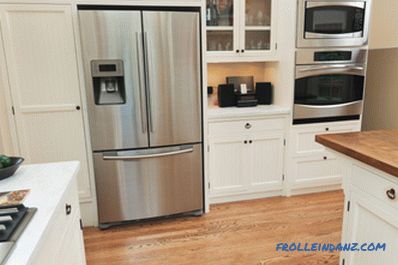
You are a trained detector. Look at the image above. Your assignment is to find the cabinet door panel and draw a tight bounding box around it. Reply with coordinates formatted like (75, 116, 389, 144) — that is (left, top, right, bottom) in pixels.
(209, 136, 248, 197)
(250, 132, 283, 191)
(346, 190, 398, 265)
(0, 5, 91, 199)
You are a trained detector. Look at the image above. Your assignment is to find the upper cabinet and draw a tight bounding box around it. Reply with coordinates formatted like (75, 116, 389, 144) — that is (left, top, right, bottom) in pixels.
(206, 0, 278, 63)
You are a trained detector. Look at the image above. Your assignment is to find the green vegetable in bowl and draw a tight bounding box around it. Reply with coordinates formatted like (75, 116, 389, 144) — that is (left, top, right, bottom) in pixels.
(0, 155, 12, 168)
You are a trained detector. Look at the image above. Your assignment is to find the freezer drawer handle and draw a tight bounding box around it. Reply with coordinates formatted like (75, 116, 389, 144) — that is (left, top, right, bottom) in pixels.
(103, 147, 194, 161)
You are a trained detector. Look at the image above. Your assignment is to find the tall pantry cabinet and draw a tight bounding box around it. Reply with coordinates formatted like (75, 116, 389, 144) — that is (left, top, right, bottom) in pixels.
(0, 4, 95, 225)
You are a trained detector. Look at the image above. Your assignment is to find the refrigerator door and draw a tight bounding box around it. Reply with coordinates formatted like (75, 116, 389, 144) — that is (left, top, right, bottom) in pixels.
(78, 11, 148, 151)
(93, 144, 203, 224)
(143, 11, 202, 147)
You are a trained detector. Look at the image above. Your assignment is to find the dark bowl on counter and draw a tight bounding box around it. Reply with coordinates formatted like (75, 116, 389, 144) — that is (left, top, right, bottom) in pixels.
(0, 157, 24, 181)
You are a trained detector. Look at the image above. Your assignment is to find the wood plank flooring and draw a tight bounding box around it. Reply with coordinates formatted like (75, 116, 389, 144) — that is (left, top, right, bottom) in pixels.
(84, 191, 344, 265)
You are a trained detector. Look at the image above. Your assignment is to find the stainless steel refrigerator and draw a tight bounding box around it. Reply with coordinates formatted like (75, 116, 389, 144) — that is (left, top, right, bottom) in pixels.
(78, 6, 203, 228)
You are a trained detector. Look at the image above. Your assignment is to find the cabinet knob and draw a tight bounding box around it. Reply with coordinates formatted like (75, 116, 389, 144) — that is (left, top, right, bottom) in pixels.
(249, 140, 253, 144)
(386, 188, 396, 200)
(244, 140, 248, 144)
(245, 123, 252, 129)
(241, 49, 245, 53)
(325, 127, 329, 131)
(65, 203, 72, 215)
(236, 49, 240, 53)
(323, 156, 328, 160)
(76, 105, 81, 111)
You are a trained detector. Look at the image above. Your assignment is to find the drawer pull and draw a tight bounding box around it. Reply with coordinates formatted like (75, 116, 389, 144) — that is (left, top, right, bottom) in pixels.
(65, 203, 72, 215)
(386, 189, 396, 200)
(245, 123, 252, 129)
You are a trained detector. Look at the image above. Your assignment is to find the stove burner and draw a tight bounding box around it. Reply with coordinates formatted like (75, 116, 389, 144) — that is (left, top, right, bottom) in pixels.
(0, 205, 36, 264)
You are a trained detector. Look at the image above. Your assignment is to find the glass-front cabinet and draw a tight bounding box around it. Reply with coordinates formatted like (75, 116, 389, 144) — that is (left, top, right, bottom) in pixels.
(206, 0, 277, 62)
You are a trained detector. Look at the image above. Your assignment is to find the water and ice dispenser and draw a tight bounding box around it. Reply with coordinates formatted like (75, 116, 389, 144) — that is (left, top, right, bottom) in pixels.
(91, 60, 126, 105)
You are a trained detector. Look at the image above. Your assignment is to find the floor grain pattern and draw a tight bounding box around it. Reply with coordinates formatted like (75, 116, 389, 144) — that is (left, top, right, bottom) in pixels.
(84, 191, 343, 265)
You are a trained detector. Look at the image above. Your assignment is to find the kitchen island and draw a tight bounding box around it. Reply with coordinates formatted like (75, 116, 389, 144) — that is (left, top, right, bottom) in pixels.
(316, 130, 398, 265)
(0, 161, 86, 265)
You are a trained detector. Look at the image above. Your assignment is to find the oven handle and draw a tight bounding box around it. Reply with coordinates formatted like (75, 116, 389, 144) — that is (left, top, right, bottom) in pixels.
(306, 2, 365, 9)
(295, 100, 363, 109)
(103, 146, 194, 161)
(296, 65, 365, 78)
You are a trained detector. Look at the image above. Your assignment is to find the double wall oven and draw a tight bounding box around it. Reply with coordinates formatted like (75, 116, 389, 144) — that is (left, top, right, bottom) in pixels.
(297, 0, 371, 48)
(294, 48, 367, 124)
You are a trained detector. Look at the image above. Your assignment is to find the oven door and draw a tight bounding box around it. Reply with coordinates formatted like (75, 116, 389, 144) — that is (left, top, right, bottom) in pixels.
(294, 64, 365, 124)
(297, 0, 371, 47)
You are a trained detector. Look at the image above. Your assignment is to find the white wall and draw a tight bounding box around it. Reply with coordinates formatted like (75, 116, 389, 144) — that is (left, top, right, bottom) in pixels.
(369, 0, 398, 49)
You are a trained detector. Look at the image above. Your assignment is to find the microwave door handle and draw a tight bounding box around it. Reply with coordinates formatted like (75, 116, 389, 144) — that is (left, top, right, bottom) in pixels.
(306, 2, 365, 9)
(103, 146, 194, 161)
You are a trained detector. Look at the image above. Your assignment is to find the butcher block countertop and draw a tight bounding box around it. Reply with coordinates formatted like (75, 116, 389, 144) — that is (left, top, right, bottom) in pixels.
(316, 130, 398, 178)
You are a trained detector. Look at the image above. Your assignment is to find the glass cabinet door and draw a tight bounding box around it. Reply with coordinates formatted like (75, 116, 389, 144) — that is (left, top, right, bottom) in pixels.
(244, 0, 272, 51)
(206, 0, 234, 52)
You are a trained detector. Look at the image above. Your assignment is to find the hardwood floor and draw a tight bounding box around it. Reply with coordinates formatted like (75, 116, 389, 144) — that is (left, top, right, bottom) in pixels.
(84, 191, 344, 265)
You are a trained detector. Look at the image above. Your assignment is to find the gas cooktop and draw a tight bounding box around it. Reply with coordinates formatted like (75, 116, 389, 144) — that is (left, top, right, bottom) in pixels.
(0, 205, 36, 265)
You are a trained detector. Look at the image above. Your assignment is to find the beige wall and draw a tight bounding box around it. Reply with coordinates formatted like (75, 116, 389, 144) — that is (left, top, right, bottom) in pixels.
(369, 0, 398, 49)
(362, 48, 398, 130)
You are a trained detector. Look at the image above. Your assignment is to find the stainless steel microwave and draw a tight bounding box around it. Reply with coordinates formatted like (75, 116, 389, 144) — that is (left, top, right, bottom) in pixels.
(297, 0, 372, 48)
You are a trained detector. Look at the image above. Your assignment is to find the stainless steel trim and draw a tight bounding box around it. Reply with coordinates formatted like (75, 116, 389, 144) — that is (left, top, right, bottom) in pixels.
(296, 64, 365, 79)
(298, 65, 364, 72)
(143, 32, 154, 133)
(306, 2, 365, 9)
(293, 100, 363, 120)
(296, 48, 368, 65)
(103, 146, 194, 160)
(136, 32, 146, 134)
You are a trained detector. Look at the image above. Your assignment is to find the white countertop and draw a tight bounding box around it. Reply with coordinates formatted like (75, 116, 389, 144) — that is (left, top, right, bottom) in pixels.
(208, 104, 291, 121)
(0, 161, 80, 265)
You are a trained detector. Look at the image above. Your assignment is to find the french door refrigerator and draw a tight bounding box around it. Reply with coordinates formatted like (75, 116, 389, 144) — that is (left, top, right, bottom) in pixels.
(78, 6, 203, 228)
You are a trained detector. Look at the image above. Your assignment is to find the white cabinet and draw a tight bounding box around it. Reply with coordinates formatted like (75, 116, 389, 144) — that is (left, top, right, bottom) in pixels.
(206, 0, 278, 62)
(341, 164, 398, 265)
(31, 176, 86, 265)
(286, 121, 361, 194)
(209, 117, 285, 203)
(0, 5, 92, 202)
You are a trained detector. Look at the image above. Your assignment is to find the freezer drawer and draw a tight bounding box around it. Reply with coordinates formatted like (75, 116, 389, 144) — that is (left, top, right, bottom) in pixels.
(93, 144, 203, 224)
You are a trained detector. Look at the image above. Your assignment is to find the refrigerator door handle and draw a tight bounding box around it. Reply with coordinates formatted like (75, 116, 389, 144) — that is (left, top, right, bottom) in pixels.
(144, 32, 154, 133)
(136, 32, 147, 133)
(103, 146, 194, 161)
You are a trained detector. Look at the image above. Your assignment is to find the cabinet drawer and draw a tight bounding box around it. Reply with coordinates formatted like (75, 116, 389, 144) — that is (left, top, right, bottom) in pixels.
(291, 122, 361, 156)
(293, 153, 342, 186)
(351, 165, 398, 211)
(209, 118, 285, 137)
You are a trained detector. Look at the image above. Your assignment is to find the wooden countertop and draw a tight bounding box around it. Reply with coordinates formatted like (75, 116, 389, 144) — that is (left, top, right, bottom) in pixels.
(316, 130, 398, 178)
